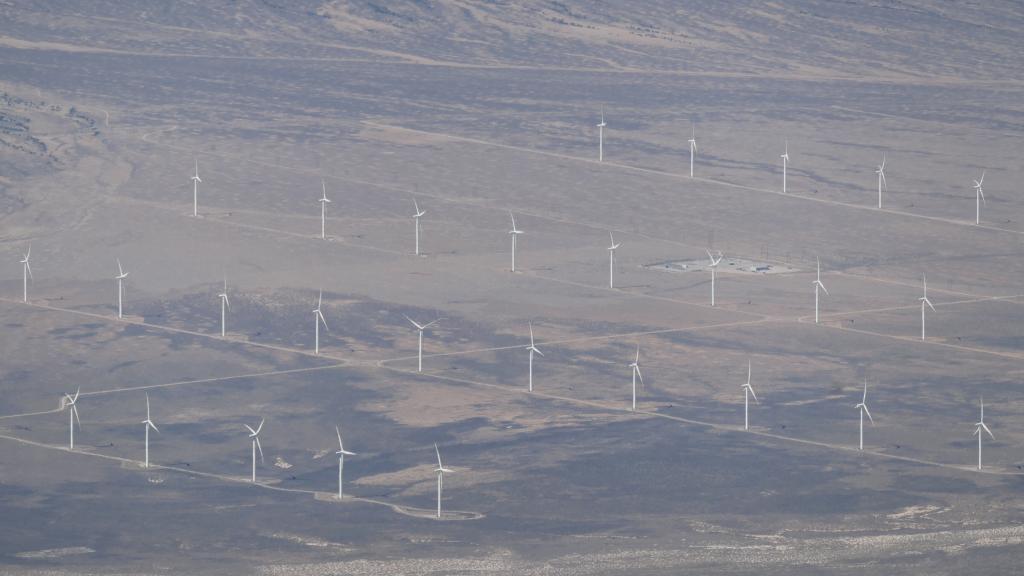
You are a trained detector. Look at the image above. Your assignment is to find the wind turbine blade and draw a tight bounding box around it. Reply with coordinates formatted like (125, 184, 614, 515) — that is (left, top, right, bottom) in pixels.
(862, 405, 873, 424)
(255, 418, 265, 435)
(25, 261, 32, 280)
(926, 299, 935, 312)
(244, 424, 257, 435)
(146, 393, 150, 419)
(413, 198, 420, 214)
(982, 422, 994, 439)
(149, 421, 160, 433)
(635, 366, 644, 386)
(318, 310, 328, 330)
(749, 386, 759, 404)
(534, 348, 544, 357)
(819, 282, 829, 296)
(73, 387, 80, 403)
(117, 258, 124, 277)
(255, 436, 264, 463)
(509, 212, 517, 231)
(862, 380, 868, 403)
(336, 425, 343, 450)
(435, 442, 443, 469)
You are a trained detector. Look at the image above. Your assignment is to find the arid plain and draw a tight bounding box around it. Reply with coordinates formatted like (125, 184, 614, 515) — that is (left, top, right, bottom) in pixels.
(1, 2, 1024, 574)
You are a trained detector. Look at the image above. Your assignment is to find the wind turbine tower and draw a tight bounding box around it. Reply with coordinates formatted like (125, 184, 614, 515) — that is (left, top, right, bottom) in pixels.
(142, 393, 159, 468)
(20, 245, 32, 302)
(781, 140, 790, 194)
(629, 345, 644, 411)
(406, 315, 440, 372)
(335, 426, 356, 499)
(527, 322, 543, 392)
(974, 397, 994, 471)
(973, 171, 986, 225)
(741, 360, 759, 430)
(245, 418, 265, 483)
(63, 388, 81, 450)
(191, 159, 201, 217)
(876, 154, 887, 209)
(597, 108, 606, 162)
(313, 290, 328, 355)
(115, 259, 128, 319)
(434, 443, 454, 519)
(607, 232, 621, 289)
(919, 274, 935, 341)
(319, 179, 331, 240)
(813, 257, 829, 324)
(508, 213, 524, 272)
(218, 275, 230, 338)
(413, 198, 426, 256)
(688, 124, 697, 178)
(855, 379, 873, 450)
(707, 250, 723, 307)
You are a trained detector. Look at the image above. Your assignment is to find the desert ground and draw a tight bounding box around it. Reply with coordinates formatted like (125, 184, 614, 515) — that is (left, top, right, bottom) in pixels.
(1, 2, 1024, 574)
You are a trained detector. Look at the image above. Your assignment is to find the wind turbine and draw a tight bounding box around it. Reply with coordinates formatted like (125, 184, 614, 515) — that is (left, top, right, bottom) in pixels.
(741, 360, 758, 430)
(434, 442, 453, 519)
(218, 275, 230, 338)
(629, 344, 643, 411)
(20, 244, 32, 303)
(706, 249, 723, 307)
(244, 418, 265, 483)
(973, 397, 994, 471)
(607, 232, 621, 289)
(527, 322, 543, 392)
(875, 154, 887, 209)
(813, 256, 829, 324)
(412, 198, 426, 256)
(319, 179, 331, 240)
(115, 258, 128, 319)
(919, 274, 935, 341)
(508, 213, 524, 272)
(855, 379, 873, 450)
(191, 159, 201, 217)
(142, 393, 159, 468)
(973, 171, 986, 225)
(781, 140, 790, 194)
(688, 123, 697, 178)
(406, 315, 440, 372)
(597, 108, 606, 162)
(335, 426, 356, 499)
(63, 387, 81, 450)
(313, 290, 328, 355)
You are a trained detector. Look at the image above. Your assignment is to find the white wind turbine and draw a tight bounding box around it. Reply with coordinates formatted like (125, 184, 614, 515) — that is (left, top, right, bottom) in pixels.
(688, 124, 697, 178)
(875, 154, 887, 209)
(313, 290, 328, 355)
(813, 256, 829, 324)
(855, 379, 873, 450)
(781, 140, 790, 194)
(115, 258, 128, 319)
(244, 418, 265, 483)
(973, 171, 986, 225)
(508, 213, 524, 272)
(142, 393, 159, 468)
(63, 387, 81, 450)
(335, 426, 356, 499)
(406, 315, 440, 372)
(741, 360, 758, 430)
(218, 275, 230, 338)
(191, 159, 201, 217)
(412, 198, 426, 256)
(607, 232, 621, 289)
(597, 108, 606, 162)
(919, 274, 935, 341)
(319, 179, 331, 240)
(20, 244, 32, 303)
(973, 397, 994, 471)
(434, 442, 454, 519)
(706, 249, 723, 307)
(527, 322, 543, 392)
(629, 344, 643, 411)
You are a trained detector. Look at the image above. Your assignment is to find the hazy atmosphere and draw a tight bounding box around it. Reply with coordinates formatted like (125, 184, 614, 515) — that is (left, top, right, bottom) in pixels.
(1, 2, 1023, 574)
